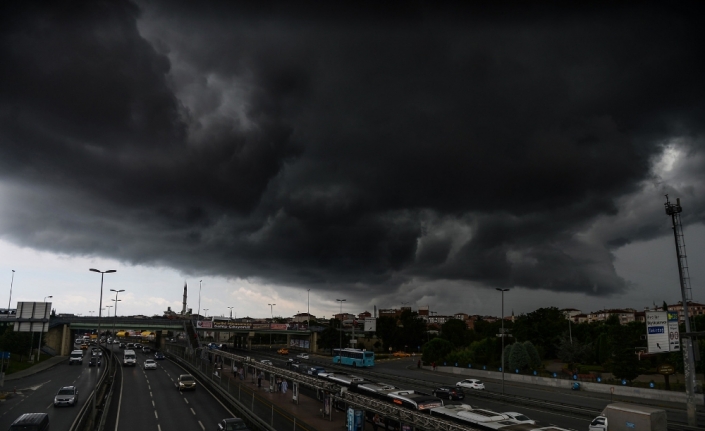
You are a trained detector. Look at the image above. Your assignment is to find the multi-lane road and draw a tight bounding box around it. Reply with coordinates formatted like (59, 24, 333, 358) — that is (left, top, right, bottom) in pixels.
(0, 347, 101, 430)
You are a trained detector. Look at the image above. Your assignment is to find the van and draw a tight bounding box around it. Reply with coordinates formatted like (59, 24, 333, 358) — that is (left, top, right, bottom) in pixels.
(9, 412, 50, 431)
(123, 349, 136, 366)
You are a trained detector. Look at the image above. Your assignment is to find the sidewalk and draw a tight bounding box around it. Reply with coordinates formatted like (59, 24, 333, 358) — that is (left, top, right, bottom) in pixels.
(218, 365, 347, 431)
(4, 356, 67, 381)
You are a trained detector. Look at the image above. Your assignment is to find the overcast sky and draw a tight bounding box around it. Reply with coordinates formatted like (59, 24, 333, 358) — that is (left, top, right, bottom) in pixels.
(1, 1, 704, 320)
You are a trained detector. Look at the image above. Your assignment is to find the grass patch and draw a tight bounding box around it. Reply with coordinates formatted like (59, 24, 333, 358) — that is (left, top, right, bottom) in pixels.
(4, 354, 54, 375)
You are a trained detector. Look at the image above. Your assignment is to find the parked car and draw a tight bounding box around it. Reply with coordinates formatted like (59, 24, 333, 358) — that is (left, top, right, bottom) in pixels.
(216, 417, 250, 430)
(433, 386, 465, 400)
(277, 348, 289, 355)
(178, 374, 196, 391)
(144, 359, 157, 370)
(393, 351, 411, 357)
(296, 353, 309, 359)
(154, 352, 165, 360)
(54, 386, 79, 407)
(456, 379, 485, 390)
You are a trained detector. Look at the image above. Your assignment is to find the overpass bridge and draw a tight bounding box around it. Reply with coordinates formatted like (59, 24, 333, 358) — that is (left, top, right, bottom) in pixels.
(42, 316, 317, 355)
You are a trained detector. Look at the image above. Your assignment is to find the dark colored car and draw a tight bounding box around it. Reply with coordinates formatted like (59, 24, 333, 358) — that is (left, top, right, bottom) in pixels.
(433, 386, 465, 400)
(217, 418, 250, 430)
(286, 359, 300, 368)
(178, 374, 196, 391)
(154, 351, 165, 360)
(89, 356, 101, 367)
(119, 342, 126, 349)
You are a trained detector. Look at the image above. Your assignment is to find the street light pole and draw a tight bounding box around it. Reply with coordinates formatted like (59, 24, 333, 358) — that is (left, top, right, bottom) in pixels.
(37, 295, 52, 361)
(89, 268, 116, 421)
(496, 288, 510, 395)
(268, 303, 275, 348)
(336, 299, 346, 361)
(110, 289, 125, 341)
(8, 270, 15, 310)
(197, 280, 202, 318)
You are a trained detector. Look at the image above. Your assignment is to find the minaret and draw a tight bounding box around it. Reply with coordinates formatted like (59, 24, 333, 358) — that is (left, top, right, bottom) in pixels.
(182, 282, 188, 315)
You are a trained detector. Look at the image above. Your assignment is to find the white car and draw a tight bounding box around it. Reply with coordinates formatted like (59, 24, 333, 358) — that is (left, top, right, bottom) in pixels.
(456, 379, 485, 390)
(260, 359, 273, 365)
(503, 412, 534, 424)
(144, 359, 157, 370)
(296, 353, 309, 359)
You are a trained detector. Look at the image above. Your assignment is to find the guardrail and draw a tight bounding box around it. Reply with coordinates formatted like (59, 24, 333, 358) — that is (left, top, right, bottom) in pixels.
(68, 344, 116, 431)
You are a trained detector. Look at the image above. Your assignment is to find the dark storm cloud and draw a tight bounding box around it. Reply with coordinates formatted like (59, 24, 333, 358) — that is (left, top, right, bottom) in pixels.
(1, 1, 704, 304)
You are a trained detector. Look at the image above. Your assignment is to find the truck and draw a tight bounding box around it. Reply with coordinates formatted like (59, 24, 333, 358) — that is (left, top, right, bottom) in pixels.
(123, 349, 136, 366)
(589, 403, 667, 431)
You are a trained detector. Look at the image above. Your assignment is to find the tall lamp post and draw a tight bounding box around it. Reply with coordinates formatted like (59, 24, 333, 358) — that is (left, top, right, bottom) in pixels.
(496, 288, 510, 395)
(197, 280, 202, 318)
(203, 308, 209, 318)
(336, 299, 346, 361)
(89, 268, 116, 420)
(37, 295, 52, 361)
(110, 289, 125, 342)
(8, 270, 15, 310)
(267, 303, 275, 348)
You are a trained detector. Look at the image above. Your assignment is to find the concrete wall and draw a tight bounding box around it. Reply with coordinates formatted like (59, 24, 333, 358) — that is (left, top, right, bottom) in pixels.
(44, 324, 72, 356)
(434, 365, 704, 405)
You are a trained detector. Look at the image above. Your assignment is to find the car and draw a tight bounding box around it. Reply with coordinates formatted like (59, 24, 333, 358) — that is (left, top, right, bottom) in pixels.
(89, 356, 101, 367)
(503, 412, 535, 424)
(433, 386, 465, 400)
(154, 352, 165, 360)
(393, 351, 411, 357)
(9, 413, 50, 431)
(74, 338, 82, 345)
(290, 362, 303, 371)
(178, 374, 196, 391)
(119, 342, 126, 349)
(69, 350, 83, 365)
(54, 386, 79, 407)
(456, 379, 485, 390)
(80, 343, 89, 350)
(286, 359, 300, 368)
(260, 359, 273, 366)
(142, 346, 151, 354)
(91, 348, 102, 357)
(296, 353, 309, 359)
(144, 359, 157, 370)
(277, 348, 289, 355)
(306, 366, 326, 376)
(216, 417, 250, 430)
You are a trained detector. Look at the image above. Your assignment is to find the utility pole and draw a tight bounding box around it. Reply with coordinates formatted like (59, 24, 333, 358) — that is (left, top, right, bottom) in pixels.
(665, 196, 697, 426)
(496, 288, 510, 395)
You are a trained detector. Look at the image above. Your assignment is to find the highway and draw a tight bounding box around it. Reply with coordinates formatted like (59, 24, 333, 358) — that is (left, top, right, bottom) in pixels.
(0, 347, 101, 430)
(102, 344, 236, 431)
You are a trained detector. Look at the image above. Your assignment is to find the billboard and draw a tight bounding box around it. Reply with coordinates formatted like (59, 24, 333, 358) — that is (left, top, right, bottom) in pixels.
(14, 302, 52, 333)
(364, 317, 377, 332)
(646, 311, 680, 353)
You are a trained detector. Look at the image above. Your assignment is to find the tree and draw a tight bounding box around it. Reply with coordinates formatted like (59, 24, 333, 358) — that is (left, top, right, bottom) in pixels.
(441, 319, 469, 348)
(662, 301, 668, 311)
(317, 327, 341, 352)
(508, 341, 530, 371)
(502, 343, 514, 369)
(608, 322, 641, 381)
(512, 307, 567, 359)
(422, 338, 453, 364)
(555, 333, 593, 365)
(376, 317, 399, 351)
(0, 330, 32, 359)
(524, 341, 542, 369)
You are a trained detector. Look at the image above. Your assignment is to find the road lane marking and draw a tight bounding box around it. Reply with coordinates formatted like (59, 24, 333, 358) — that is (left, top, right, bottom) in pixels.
(152, 400, 155, 407)
(184, 398, 189, 404)
(154, 410, 158, 419)
(191, 408, 196, 415)
(150, 391, 153, 398)
(198, 421, 204, 430)
(158, 426, 161, 431)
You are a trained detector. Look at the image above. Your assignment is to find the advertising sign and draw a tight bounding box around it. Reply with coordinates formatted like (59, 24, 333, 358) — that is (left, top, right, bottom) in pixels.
(196, 320, 213, 329)
(364, 317, 377, 332)
(667, 311, 680, 351)
(14, 302, 52, 333)
(646, 311, 669, 353)
(347, 408, 364, 431)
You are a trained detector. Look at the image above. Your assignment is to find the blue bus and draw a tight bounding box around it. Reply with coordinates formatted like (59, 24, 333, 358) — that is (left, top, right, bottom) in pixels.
(332, 348, 374, 367)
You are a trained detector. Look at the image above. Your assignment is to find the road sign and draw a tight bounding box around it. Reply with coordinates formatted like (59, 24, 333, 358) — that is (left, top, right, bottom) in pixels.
(667, 311, 680, 351)
(646, 311, 669, 353)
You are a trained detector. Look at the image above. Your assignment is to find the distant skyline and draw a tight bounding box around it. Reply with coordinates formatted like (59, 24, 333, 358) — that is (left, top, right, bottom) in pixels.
(1, 2, 703, 322)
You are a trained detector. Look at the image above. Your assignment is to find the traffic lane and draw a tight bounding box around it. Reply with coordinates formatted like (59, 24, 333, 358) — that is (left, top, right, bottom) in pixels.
(376, 359, 613, 410)
(0, 353, 101, 431)
(155, 356, 236, 431)
(115, 354, 159, 431)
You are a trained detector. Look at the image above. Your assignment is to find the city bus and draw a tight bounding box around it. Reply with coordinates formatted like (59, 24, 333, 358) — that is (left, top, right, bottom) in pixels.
(332, 348, 374, 367)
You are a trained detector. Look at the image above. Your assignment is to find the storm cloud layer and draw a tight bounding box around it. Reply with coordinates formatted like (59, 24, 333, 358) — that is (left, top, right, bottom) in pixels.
(1, 1, 704, 305)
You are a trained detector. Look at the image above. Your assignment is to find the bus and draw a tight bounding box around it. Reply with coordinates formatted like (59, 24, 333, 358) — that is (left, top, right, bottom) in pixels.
(332, 348, 375, 367)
